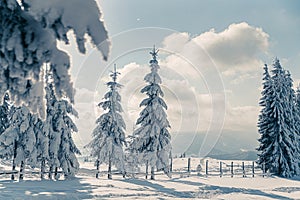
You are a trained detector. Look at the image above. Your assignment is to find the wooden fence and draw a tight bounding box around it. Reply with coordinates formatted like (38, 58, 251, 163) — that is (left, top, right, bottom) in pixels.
(0, 158, 268, 180)
(169, 158, 267, 178)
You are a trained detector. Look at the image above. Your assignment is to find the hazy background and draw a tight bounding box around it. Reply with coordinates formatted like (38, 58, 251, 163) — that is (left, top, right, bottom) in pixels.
(57, 0, 300, 159)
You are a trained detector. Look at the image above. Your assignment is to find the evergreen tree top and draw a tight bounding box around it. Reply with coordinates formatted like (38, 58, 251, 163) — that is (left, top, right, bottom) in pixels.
(110, 64, 120, 83)
(271, 58, 284, 77)
(107, 64, 122, 89)
(149, 45, 159, 64)
(263, 64, 270, 80)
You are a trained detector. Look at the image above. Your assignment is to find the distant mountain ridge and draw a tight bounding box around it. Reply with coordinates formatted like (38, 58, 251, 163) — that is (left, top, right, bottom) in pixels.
(171, 130, 259, 160)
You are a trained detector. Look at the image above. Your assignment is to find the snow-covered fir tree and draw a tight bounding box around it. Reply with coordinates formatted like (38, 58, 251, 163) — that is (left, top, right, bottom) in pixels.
(257, 64, 275, 171)
(54, 99, 80, 179)
(44, 71, 59, 179)
(86, 65, 126, 179)
(124, 135, 140, 178)
(33, 116, 49, 179)
(45, 71, 80, 179)
(0, 105, 38, 180)
(294, 84, 300, 170)
(0, 0, 110, 116)
(296, 85, 300, 112)
(257, 59, 300, 177)
(130, 47, 172, 180)
(0, 93, 11, 134)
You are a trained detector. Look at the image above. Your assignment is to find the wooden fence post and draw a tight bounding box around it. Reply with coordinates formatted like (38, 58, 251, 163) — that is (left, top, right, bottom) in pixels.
(170, 157, 173, 173)
(205, 160, 208, 176)
(231, 161, 234, 178)
(220, 162, 223, 177)
(252, 161, 255, 177)
(187, 158, 191, 173)
(242, 162, 245, 177)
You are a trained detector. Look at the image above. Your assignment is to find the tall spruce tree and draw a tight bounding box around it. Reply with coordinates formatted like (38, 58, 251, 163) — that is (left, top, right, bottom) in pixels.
(33, 116, 49, 179)
(130, 47, 172, 180)
(294, 85, 300, 172)
(0, 93, 11, 134)
(54, 99, 81, 179)
(86, 65, 126, 179)
(0, 105, 37, 180)
(296, 85, 300, 110)
(257, 59, 299, 177)
(45, 69, 80, 179)
(257, 64, 275, 170)
(45, 68, 58, 179)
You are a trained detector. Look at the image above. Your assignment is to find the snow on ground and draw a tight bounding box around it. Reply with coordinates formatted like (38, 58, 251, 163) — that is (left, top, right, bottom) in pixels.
(0, 158, 299, 199)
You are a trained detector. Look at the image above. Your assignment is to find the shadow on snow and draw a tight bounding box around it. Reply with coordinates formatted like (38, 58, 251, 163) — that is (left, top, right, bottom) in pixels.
(0, 177, 95, 200)
(121, 178, 195, 198)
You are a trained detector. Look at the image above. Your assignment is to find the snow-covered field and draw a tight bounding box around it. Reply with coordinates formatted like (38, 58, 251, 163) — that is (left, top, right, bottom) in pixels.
(0, 158, 299, 199)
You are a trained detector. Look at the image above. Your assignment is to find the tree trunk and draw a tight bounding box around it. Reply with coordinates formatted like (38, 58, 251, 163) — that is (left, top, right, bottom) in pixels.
(48, 166, 53, 180)
(11, 141, 17, 181)
(40, 159, 45, 180)
(150, 166, 155, 180)
(54, 167, 58, 180)
(96, 160, 100, 179)
(11, 160, 16, 181)
(108, 158, 112, 179)
(145, 162, 148, 179)
(19, 161, 25, 180)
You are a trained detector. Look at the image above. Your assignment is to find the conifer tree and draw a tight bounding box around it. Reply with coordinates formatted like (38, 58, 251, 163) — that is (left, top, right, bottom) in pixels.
(257, 64, 274, 170)
(33, 116, 49, 179)
(45, 69, 80, 179)
(294, 85, 300, 171)
(0, 105, 37, 180)
(296, 85, 300, 110)
(86, 65, 126, 179)
(130, 47, 172, 180)
(257, 59, 299, 177)
(45, 68, 58, 179)
(0, 93, 11, 134)
(54, 99, 81, 179)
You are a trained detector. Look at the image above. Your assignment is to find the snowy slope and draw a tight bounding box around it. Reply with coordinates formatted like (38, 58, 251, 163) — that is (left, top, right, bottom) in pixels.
(0, 158, 299, 199)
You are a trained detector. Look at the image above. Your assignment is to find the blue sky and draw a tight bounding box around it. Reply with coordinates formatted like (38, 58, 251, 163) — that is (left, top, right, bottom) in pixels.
(68, 0, 300, 151)
(101, 0, 300, 59)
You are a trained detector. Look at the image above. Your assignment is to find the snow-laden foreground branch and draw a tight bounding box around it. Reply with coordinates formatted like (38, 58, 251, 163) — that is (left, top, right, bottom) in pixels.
(0, 0, 110, 116)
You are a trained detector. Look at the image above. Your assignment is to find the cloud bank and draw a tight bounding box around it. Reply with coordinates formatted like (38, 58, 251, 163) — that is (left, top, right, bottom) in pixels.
(73, 22, 269, 149)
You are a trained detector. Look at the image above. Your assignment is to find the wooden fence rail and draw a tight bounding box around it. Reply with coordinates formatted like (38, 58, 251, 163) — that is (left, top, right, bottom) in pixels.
(0, 158, 268, 180)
